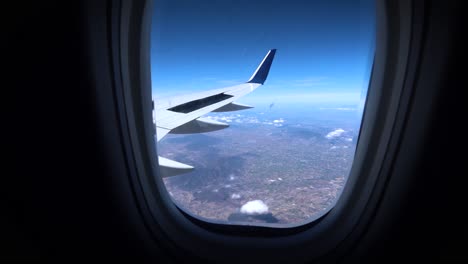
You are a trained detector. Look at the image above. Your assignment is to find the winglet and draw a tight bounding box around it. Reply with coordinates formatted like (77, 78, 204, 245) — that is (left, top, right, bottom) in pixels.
(247, 49, 277, 84)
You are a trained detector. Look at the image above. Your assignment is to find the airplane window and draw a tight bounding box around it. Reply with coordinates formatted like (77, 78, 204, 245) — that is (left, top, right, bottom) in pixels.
(151, 0, 375, 226)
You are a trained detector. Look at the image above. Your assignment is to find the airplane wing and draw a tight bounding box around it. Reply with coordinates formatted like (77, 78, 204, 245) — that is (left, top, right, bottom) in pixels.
(154, 49, 276, 177)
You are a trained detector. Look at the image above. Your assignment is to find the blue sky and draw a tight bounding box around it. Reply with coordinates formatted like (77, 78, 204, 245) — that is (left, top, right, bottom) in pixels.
(150, 0, 375, 106)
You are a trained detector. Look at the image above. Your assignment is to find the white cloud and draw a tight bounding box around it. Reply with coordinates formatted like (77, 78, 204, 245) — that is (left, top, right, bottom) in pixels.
(231, 194, 241, 199)
(246, 117, 260, 124)
(326, 128, 345, 139)
(206, 114, 244, 124)
(273, 118, 284, 123)
(240, 200, 269, 215)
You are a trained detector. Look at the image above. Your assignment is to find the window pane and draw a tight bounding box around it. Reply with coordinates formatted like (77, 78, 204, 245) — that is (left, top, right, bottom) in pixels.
(151, 0, 375, 226)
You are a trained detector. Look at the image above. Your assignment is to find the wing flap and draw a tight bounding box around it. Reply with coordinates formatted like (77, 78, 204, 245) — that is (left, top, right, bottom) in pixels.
(212, 102, 253, 112)
(170, 117, 229, 134)
(158, 156, 194, 177)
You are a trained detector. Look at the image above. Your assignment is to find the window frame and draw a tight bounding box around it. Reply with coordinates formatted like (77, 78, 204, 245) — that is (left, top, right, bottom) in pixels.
(105, 0, 427, 262)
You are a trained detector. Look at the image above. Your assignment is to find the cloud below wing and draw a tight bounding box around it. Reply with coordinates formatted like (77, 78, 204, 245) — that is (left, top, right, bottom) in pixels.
(240, 200, 269, 215)
(326, 128, 345, 139)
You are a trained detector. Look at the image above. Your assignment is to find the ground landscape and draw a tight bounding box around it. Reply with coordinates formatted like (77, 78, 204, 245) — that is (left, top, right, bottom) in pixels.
(157, 104, 361, 225)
